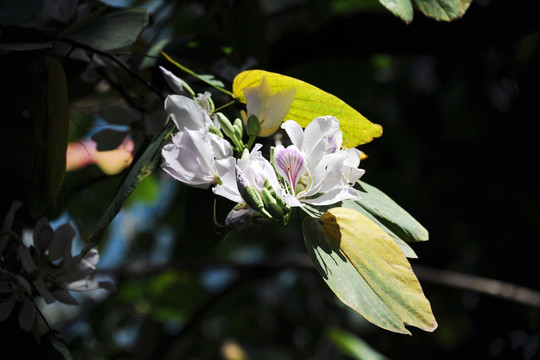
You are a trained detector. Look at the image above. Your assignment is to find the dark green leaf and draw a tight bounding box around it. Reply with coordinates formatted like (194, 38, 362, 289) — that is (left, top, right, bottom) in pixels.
(68, 8, 149, 51)
(30, 59, 69, 218)
(82, 119, 174, 254)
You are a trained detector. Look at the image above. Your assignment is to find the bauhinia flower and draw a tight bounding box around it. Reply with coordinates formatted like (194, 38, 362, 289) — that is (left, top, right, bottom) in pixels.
(161, 128, 232, 188)
(161, 95, 233, 188)
(242, 76, 296, 137)
(274, 116, 365, 207)
(213, 145, 287, 221)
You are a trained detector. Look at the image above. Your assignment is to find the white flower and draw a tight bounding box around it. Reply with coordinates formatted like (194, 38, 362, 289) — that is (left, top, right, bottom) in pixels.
(281, 116, 365, 184)
(161, 128, 232, 189)
(161, 94, 232, 188)
(274, 116, 364, 207)
(213, 144, 283, 204)
(242, 76, 296, 137)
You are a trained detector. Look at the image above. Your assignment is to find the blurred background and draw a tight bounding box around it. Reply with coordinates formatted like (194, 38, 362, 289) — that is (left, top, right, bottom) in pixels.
(1, 0, 539, 359)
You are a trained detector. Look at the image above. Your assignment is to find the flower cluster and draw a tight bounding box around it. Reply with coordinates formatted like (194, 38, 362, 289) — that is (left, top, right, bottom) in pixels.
(160, 70, 365, 229)
(0, 202, 111, 331)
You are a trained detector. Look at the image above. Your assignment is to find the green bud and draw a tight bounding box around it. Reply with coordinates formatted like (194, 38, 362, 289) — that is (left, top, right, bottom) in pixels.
(241, 148, 250, 162)
(266, 202, 284, 221)
(243, 186, 265, 213)
(246, 114, 261, 138)
(208, 124, 223, 137)
(216, 112, 235, 139)
(261, 187, 277, 208)
(233, 118, 243, 140)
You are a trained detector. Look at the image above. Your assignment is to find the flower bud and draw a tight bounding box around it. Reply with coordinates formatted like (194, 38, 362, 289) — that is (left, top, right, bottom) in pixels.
(209, 124, 223, 138)
(233, 118, 243, 140)
(216, 112, 235, 139)
(246, 114, 261, 138)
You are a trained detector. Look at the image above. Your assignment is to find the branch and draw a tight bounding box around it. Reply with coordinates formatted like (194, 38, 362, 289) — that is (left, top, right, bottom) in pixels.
(412, 264, 540, 308)
(98, 256, 540, 308)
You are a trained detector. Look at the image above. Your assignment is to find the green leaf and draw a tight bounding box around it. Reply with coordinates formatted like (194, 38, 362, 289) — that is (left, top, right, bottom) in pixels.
(303, 208, 437, 334)
(413, 0, 473, 21)
(304, 216, 409, 334)
(346, 181, 429, 243)
(82, 119, 175, 254)
(67, 8, 149, 51)
(56, 5, 109, 41)
(342, 200, 418, 258)
(233, 70, 382, 147)
(378, 0, 414, 23)
(30, 59, 69, 218)
(378, 0, 472, 22)
(328, 326, 389, 360)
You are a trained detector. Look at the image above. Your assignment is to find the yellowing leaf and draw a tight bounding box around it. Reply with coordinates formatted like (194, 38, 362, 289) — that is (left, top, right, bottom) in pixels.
(320, 207, 437, 333)
(233, 70, 383, 147)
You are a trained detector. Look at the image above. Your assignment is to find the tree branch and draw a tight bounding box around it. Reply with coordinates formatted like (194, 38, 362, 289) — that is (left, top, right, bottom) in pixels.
(97, 255, 540, 308)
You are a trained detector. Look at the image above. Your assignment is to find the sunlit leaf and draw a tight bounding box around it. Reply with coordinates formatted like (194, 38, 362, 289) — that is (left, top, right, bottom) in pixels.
(414, 0, 473, 21)
(233, 70, 383, 147)
(345, 181, 429, 243)
(304, 208, 437, 334)
(379, 0, 414, 23)
(304, 216, 409, 334)
(378, 0, 472, 22)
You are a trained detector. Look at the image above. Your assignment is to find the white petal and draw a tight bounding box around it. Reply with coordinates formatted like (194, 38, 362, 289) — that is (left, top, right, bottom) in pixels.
(281, 120, 304, 149)
(208, 132, 233, 160)
(164, 95, 212, 131)
(244, 76, 272, 121)
(259, 87, 296, 137)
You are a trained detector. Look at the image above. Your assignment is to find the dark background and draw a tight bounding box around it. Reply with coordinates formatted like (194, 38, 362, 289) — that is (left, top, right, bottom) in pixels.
(1, 0, 540, 359)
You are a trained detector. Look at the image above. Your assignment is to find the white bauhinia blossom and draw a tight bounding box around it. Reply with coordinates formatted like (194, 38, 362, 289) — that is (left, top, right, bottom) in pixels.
(242, 76, 296, 137)
(274, 116, 365, 207)
(213, 144, 284, 205)
(161, 94, 232, 188)
(161, 128, 232, 189)
(280, 115, 365, 184)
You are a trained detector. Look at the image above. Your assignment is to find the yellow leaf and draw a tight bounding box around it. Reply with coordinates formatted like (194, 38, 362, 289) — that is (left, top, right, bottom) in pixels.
(321, 207, 437, 332)
(233, 70, 383, 147)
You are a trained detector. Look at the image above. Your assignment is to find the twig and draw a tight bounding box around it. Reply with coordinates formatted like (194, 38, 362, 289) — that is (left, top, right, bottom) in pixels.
(412, 264, 540, 308)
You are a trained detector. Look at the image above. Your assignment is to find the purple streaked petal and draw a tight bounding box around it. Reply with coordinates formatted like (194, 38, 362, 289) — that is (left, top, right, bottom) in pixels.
(274, 146, 305, 195)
